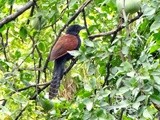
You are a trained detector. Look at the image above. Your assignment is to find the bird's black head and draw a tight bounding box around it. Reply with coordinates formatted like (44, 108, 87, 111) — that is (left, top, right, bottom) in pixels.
(66, 24, 85, 35)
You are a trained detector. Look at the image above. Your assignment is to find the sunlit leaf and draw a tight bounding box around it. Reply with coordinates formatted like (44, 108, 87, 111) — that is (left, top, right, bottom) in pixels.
(69, 0, 78, 7)
(150, 17, 160, 32)
(142, 5, 156, 19)
(143, 108, 152, 119)
(67, 50, 81, 57)
(83, 98, 93, 111)
(85, 40, 94, 47)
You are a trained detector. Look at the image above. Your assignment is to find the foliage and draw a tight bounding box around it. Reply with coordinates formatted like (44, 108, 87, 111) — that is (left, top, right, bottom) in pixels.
(0, 0, 160, 119)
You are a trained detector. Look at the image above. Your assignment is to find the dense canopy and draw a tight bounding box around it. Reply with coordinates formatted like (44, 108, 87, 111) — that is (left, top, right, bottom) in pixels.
(0, 0, 160, 119)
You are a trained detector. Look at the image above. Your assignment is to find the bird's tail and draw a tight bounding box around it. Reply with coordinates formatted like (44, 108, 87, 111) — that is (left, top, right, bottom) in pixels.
(49, 57, 66, 99)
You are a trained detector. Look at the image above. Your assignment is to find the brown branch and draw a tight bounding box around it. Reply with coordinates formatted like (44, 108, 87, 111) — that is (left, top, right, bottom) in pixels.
(15, 106, 27, 120)
(16, 82, 51, 93)
(3, 4, 13, 71)
(82, 9, 90, 36)
(89, 12, 143, 40)
(26, 4, 35, 24)
(29, 82, 50, 100)
(43, 0, 93, 72)
(64, 57, 78, 75)
(0, 1, 35, 28)
(1, 34, 8, 61)
(119, 108, 125, 120)
(35, 46, 42, 84)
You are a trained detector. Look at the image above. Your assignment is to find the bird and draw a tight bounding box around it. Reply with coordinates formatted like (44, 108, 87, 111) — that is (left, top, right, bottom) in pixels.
(49, 24, 85, 99)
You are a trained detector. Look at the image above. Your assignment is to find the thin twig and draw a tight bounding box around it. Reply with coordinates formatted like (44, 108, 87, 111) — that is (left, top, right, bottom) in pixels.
(82, 9, 90, 36)
(15, 105, 27, 120)
(16, 82, 51, 93)
(119, 108, 125, 120)
(64, 58, 78, 75)
(29, 82, 50, 100)
(103, 55, 113, 87)
(3, 4, 13, 71)
(35, 46, 42, 84)
(26, 3, 35, 24)
(89, 12, 143, 40)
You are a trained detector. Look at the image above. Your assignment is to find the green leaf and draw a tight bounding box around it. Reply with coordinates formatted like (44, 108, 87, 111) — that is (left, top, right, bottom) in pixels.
(153, 76, 160, 84)
(88, 63, 96, 75)
(12, 93, 27, 104)
(69, 0, 78, 7)
(107, 101, 129, 111)
(132, 102, 140, 110)
(85, 40, 94, 47)
(39, 98, 54, 112)
(136, 95, 146, 102)
(150, 94, 160, 105)
(150, 45, 159, 53)
(83, 98, 93, 111)
(142, 5, 155, 19)
(143, 108, 152, 119)
(150, 16, 160, 32)
(19, 27, 27, 39)
(0, 105, 11, 115)
(84, 84, 92, 92)
(126, 71, 135, 77)
(67, 50, 81, 57)
(122, 46, 129, 55)
(121, 61, 133, 72)
(0, 60, 10, 71)
(97, 89, 111, 100)
(20, 72, 33, 81)
(15, 50, 21, 59)
(38, 42, 46, 52)
(116, 87, 129, 95)
(8, 0, 14, 5)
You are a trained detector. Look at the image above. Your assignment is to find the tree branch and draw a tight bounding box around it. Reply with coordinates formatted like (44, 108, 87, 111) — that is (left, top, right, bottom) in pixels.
(0, 1, 35, 28)
(29, 82, 50, 100)
(15, 105, 27, 120)
(82, 9, 90, 36)
(64, 58, 78, 75)
(16, 82, 51, 92)
(89, 12, 143, 40)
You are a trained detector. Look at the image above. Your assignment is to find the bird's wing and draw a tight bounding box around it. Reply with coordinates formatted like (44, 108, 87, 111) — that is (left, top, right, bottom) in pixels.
(50, 34, 78, 60)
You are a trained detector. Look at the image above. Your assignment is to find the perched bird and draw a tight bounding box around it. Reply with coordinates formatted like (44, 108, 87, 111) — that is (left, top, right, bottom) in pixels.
(49, 24, 85, 99)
